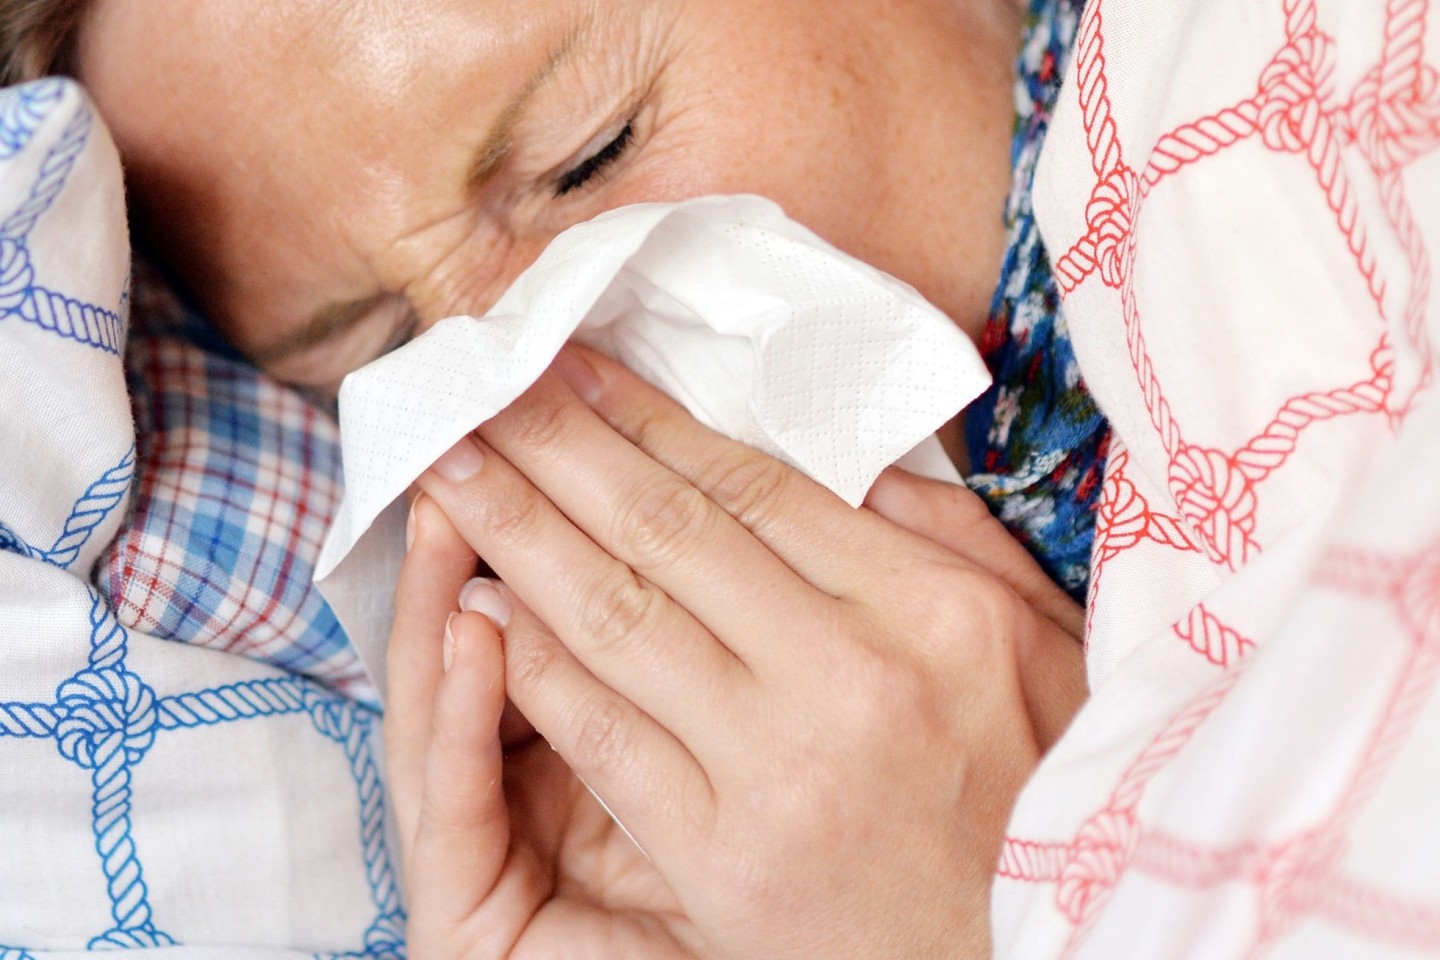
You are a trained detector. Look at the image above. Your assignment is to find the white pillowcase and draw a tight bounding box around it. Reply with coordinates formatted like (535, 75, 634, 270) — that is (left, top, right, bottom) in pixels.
(0, 78, 402, 958)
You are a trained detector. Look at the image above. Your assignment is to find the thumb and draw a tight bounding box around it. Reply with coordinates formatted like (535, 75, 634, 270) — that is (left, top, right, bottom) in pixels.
(864, 467, 1084, 640)
(406, 596, 515, 951)
(867, 468, 1089, 750)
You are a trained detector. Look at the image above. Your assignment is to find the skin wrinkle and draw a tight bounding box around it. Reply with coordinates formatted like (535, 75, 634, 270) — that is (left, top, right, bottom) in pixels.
(257, 6, 539, 367)
(259, 26, 588, 369)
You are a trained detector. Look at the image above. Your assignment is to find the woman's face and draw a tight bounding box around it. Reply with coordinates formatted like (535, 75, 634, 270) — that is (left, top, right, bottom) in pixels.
(78, 0, 1018, 392)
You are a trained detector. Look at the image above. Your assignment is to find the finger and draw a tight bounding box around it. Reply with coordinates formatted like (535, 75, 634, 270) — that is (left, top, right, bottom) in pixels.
(473, 359, 831, 667)
(406, 611, 517, 943)
(416, 434, 750, 750)
(864, 467, 1084, 639)
(1021, 615, 1089, 752)
(454, 578, 541, 751)
(384, 494, 477, 872)
(547, 345, 914, 597)
(496, 580, 716, 866)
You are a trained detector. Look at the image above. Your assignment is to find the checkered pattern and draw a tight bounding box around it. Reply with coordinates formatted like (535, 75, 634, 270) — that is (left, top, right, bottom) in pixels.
(99, 271, 375, 705)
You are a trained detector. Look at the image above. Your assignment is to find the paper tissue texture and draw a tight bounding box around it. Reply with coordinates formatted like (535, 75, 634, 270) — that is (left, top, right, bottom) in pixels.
(316, 194, 990, 689)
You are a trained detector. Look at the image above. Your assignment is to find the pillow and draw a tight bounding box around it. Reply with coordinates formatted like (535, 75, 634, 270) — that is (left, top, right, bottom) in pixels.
(0, 78, 400, 957)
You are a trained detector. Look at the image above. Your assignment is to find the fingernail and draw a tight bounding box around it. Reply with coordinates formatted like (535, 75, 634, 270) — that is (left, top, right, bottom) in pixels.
(459, 577, 512, 628)
(405, 500, 417, 553)
(443, 612, 458, 673)
(433, 435, 485, 482)
(553, 349, 603, 405)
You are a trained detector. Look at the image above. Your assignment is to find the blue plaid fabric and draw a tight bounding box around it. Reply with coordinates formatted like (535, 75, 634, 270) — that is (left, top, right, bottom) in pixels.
(98, 267, 375, 704)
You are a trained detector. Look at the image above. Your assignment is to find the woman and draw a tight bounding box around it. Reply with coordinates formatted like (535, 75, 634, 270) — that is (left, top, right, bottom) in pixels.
(4, 0, 1099, 954)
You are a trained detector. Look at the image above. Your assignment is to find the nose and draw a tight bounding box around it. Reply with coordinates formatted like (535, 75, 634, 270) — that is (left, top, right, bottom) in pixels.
(411, 232, 556, 332)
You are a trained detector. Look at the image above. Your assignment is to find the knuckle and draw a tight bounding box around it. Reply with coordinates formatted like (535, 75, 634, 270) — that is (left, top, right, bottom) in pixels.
(941, 572, 1022, 662)
(570, 695, 632, 778)
(820, 621, 939, 740)
(616, 476, 712, 567)
(874, 655, 934, 723)
(502, 393, 578, 455)
(507, 633, 561, 691)
(578, 571, 665, 659)
(839, 646, 919, 727)
(945, 480, 1001, 531)
(703, 452, 790, 527)
(624, 405, 678, 458)
(470, 483, 545, 547)
(904, 562, 1011, 649)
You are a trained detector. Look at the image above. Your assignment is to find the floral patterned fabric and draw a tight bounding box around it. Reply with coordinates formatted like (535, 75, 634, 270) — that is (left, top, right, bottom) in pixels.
(965, 0, 1109, 601)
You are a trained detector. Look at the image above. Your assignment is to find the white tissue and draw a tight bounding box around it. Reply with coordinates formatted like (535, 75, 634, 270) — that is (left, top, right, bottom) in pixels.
(315, 195, 990, 689)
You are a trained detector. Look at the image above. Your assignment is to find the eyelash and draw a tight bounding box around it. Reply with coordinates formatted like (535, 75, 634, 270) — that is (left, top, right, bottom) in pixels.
(555, 121, 635, 197)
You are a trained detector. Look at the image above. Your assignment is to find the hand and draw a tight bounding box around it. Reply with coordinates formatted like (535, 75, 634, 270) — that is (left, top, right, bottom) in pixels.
(392, 345, 1087, 958)
(386, 494, 699, 958)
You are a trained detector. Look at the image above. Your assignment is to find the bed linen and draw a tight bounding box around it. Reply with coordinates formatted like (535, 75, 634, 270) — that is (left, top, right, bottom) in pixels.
(0, 79, 400, 957)
(996, 0, 1440, 955)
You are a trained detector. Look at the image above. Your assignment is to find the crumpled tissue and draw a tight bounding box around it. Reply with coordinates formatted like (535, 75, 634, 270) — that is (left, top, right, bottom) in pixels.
(315, 194, 991, 690)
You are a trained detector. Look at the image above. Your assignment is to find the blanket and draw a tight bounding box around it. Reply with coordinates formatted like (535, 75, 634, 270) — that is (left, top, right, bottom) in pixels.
(996, 0, 1440, 956)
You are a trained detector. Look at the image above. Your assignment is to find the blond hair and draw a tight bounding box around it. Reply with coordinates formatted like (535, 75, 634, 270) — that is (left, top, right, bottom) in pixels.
(1, 0, 89, 87)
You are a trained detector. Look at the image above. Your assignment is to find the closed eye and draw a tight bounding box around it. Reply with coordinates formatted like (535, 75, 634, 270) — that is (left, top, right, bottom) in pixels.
(555, 121, 634, 197)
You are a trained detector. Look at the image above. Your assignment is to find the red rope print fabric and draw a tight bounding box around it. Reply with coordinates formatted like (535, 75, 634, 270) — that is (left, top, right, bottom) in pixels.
(992, 1, 1440, 956)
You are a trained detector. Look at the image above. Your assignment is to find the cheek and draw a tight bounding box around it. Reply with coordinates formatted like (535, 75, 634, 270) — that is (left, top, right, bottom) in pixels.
(617, 11, 898, 252)
(611, 107, 892, 275)
(619, 99, 881, 219)
(262, 310, 411, 391)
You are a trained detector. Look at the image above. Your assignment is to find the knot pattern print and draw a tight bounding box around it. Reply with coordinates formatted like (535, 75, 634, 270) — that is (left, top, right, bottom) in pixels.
(991, 1, 1440, 957)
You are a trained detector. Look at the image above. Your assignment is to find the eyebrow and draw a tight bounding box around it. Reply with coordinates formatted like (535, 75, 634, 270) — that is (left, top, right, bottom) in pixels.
(251, 293, 391, 364)
(465, 26, 586, 195)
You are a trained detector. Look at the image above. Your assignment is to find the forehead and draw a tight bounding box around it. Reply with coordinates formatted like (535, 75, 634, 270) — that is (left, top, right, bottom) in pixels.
(82, 0, 561, 87)
(79, 0, 567, 182)
(75, 0, 576, 331)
